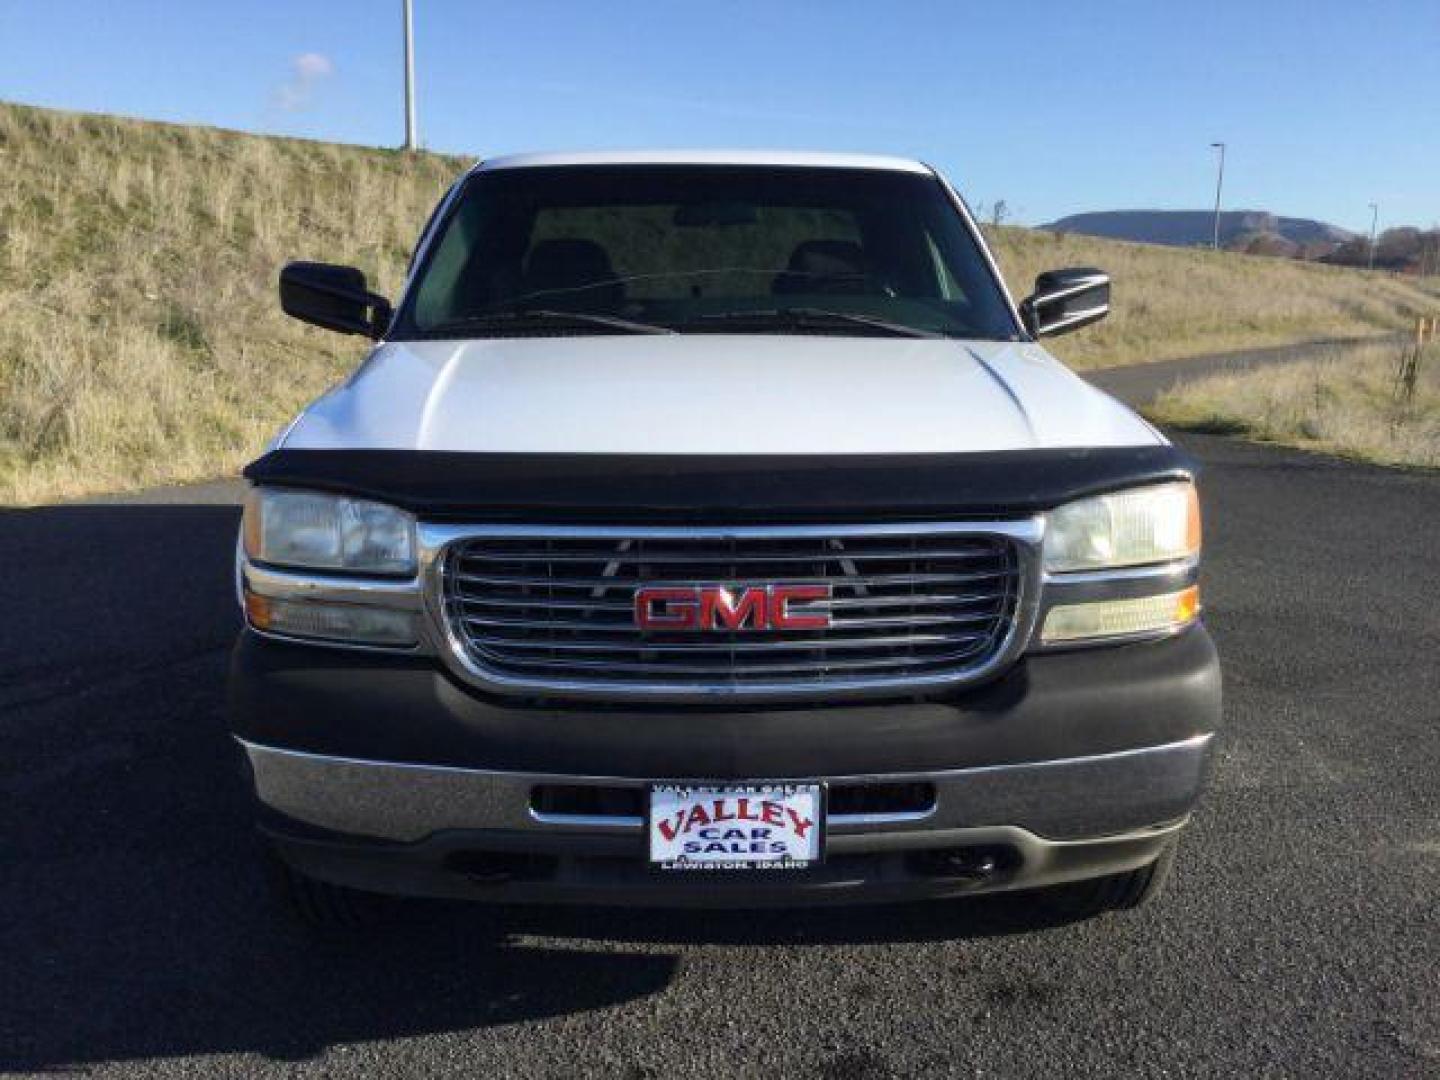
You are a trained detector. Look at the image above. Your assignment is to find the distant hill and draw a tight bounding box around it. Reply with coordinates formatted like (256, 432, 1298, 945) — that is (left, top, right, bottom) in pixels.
(1042, 210, 1355, 253)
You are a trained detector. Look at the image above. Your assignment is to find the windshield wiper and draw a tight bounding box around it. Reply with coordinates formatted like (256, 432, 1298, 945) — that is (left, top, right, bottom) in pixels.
(690, 308, 943, 339)
(783, 307, 946, 339)
(424, 309, 675, 336)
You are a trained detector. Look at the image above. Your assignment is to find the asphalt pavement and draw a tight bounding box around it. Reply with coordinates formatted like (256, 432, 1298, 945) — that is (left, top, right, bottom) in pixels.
(1084, 332, 1402, 406)
(2, 346, 1437, 1077)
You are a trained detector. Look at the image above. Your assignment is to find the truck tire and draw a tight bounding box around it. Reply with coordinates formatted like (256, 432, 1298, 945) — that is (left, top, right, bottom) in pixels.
(1109, 836, 1178, 910)
(262, 843, 395, 931)
(1036, 837, 1178, 920)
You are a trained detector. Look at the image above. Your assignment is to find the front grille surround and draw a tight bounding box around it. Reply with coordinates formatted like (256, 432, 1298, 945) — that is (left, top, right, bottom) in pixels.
(420, 520, 1044, 702)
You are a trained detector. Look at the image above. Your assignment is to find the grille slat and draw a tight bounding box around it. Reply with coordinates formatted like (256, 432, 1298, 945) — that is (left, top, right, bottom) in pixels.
(455, 546, 1002, 565)
(465, 630, 990, 654)
(475, 649, 990, 677)
(441, 526, 1022, 694)
(457, 595, 636, 613)
(459, 609, 1002, 633)
(452, 569, 1011, 590)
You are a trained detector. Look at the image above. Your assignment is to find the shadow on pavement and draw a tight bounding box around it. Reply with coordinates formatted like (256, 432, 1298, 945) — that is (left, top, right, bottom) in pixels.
(482, 889, 1084, 949)
(1, 502, 1069, 1071)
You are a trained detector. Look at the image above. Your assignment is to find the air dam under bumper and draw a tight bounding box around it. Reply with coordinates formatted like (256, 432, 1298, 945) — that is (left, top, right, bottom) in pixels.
(232, 627, 1220, 905)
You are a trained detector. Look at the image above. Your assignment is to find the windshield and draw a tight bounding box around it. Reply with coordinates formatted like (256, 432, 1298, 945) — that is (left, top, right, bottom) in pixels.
(396, 165, 1021, 340)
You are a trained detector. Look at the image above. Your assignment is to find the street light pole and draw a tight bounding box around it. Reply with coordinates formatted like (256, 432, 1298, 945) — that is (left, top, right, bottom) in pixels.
(402, 0, 418, 151)
(1367, 202, 1379, 271)
(1210, 142, 1226, 251)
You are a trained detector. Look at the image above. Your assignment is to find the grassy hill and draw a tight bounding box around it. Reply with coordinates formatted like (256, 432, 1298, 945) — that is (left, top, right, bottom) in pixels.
(987, 226, 1440, 369)
(1151, 338, 1439, 468)
(0, 103, 460, 504)
(2, 101, 1437, 503)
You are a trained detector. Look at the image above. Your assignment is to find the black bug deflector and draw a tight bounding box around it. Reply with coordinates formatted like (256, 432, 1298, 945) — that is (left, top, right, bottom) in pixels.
(242, 445, 1197, 522)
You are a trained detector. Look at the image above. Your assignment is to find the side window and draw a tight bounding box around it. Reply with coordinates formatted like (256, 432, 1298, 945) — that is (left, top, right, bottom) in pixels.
(407, 185, 457, 277)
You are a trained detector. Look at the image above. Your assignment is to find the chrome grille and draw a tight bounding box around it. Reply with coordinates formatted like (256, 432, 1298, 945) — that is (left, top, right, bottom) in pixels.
(436, 524, 1032, 700)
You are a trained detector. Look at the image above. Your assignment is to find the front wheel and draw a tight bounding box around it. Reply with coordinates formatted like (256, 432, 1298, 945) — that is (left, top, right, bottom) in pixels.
(262, 843, 397, 931)
(1034, 837, 1179, 920)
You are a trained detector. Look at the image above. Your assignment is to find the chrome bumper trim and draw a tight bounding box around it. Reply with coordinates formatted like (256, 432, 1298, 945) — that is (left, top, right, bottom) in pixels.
(528, 803, 937, 832)
(239, 733, 1214, 844)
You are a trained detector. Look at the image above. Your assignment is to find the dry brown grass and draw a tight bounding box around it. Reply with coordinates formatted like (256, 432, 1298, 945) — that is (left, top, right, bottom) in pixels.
(1148, 340, 1440, 468)
(985, 226, 1440, 370)
(0, 102, 461, 504)
(2, 99, 1438, 503)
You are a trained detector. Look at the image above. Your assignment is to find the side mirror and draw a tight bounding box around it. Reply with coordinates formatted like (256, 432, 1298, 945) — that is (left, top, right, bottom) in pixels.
(1019, 267, 1110, 338)
(279, 262, 394, 339)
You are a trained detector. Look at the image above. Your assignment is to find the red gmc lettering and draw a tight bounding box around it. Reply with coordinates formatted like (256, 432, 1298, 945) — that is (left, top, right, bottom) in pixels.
(634, 587, 701, 631)
(700, 587, 768, 630)
(634, 584, 832, 632)
(770, 584, 831, 630)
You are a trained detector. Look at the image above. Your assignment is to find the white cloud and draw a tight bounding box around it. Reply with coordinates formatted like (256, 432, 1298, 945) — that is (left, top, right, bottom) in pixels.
(272, 52, 335, 112)
(294, 52, 334, 80)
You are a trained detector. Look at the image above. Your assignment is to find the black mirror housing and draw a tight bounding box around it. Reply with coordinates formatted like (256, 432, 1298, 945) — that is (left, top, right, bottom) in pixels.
(279, 262, 394, 339)
(1020, 267, 1110, 338)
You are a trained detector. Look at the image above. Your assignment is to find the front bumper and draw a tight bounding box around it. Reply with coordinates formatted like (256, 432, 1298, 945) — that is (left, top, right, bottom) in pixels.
(247, 738, 1207, 906)
(231, 625, 1221, 905)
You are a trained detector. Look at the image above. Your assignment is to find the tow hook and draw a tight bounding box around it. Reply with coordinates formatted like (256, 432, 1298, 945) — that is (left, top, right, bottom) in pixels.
(910, 847, 1008, 880)
(445, 850, 553, 885)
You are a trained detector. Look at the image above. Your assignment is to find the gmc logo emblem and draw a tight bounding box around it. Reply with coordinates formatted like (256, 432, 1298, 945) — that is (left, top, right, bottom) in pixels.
(634, 584, 833, 632)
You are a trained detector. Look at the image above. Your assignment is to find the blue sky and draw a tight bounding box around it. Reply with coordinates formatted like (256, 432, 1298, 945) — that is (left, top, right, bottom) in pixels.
(2, 0, 1436, 231)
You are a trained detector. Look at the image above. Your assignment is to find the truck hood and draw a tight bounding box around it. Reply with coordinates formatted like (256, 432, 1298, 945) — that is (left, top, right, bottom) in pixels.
(280, 336, 1160, 454)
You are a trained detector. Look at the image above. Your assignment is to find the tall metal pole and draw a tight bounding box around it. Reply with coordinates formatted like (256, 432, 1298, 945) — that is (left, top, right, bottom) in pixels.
(402, 0, 418, 151)
(1210, 142, 1226, 250)
(1367, 203, 1379, 271)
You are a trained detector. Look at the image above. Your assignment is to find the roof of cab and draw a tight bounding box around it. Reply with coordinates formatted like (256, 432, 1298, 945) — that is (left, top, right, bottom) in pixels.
(472, 149, 933, 175)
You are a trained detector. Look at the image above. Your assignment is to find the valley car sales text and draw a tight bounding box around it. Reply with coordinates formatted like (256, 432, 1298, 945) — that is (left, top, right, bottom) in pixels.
(655, 795, 816, 869)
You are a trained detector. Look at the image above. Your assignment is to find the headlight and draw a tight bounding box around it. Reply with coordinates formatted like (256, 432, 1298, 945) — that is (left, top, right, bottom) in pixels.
(243, 488, 416, 575)
(1044, 482, 1200, 573)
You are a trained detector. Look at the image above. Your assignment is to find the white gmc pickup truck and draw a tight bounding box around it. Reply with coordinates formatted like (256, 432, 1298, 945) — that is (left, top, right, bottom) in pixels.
(231, 151, 1220, 928)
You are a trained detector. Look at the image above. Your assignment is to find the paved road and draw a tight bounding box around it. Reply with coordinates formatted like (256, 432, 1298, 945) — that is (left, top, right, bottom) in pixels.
(1085, 333, 1401, 407)
(3, 366, 1438, 1075)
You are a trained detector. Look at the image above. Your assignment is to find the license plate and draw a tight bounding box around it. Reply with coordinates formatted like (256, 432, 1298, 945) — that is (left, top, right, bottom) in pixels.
(649, 784, 824, 870)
